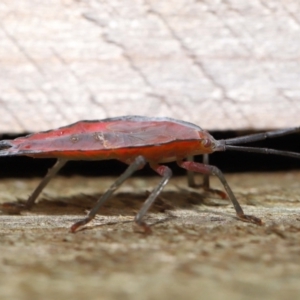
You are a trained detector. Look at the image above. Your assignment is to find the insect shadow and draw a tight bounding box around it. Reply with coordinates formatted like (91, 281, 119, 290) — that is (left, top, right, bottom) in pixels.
(14, 188, 228, 217)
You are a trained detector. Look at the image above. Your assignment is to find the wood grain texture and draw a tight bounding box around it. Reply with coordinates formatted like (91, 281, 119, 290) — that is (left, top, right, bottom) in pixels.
(0, 0, 299, 133)
(0, 172, 300, 299)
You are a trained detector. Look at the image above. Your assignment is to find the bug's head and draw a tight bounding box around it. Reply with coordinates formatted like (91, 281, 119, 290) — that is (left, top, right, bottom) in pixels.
(198, 131, 225, 153)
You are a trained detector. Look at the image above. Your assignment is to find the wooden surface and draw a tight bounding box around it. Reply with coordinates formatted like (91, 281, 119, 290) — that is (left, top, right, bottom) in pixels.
(1, 172, 300, 299)
(0, 0, 300, 133)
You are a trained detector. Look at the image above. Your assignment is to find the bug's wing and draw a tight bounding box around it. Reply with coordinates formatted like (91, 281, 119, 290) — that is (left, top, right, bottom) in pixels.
(0, 119, 202, 157)
(106, 121, 200, 148)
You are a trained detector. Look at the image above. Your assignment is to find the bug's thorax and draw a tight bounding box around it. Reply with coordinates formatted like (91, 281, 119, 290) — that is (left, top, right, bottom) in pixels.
(150, 131, 221, 164)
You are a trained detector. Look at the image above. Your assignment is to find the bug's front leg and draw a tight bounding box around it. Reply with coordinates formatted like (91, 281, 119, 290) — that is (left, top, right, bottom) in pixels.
(179, 160, 262, 225)
(187, 155, 209, 188)
(186, 155, 227, 199)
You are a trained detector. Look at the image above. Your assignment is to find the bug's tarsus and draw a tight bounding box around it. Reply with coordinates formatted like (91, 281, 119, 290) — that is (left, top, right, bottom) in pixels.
(71, 155, 147, 233)
(70, 216, 92, 233)
(0, 202, 27, 215)
(179, 160, 262, 226)
(237, 214, 263, 225)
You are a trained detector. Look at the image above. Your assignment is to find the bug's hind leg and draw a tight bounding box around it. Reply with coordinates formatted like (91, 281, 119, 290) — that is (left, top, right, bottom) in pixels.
(180, 160, 262, 225)
(0, 159, 67, 214)
(133, 164, 172, 234)
(187, 155, 227, 199)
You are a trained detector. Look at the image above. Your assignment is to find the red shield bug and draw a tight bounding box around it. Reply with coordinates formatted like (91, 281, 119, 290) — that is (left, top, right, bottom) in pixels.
(0, 116, 299, 233)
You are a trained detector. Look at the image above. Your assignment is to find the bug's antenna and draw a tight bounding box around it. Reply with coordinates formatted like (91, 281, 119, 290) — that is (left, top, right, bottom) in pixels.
(224, 145, 300, 159)
(215, 126, 300, 159)
(224, 127, 300, 145)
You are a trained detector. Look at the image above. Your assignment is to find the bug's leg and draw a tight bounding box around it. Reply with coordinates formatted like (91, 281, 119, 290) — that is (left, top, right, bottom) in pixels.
(202, 154, 210, 189)
(179, 160, 262, 225)
(187, 155, 227, 199)
(134, 164, 172, 234)
(70, 155, 147, 233)
(187, 155, 209, 188)
(0, 159, 67, 214)
(26, 159, 68, 209)
(187, 155, 198, 187)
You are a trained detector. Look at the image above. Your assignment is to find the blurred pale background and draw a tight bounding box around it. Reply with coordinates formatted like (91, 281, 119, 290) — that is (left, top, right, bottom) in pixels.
(1, 0, 299, 133)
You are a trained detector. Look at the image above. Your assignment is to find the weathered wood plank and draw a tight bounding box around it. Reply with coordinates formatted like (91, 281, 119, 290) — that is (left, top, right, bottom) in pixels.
(0, 0, 299, 132)
(0, 173, 300, 299)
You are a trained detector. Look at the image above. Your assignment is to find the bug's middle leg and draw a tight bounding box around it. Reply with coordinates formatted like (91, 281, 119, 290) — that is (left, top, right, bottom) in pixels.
(179, 160, 262, 225)
(133, 164, 172, 233)
(70, 155, 147, 233)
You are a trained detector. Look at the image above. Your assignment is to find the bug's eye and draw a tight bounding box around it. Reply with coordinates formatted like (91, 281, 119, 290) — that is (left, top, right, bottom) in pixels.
(201, 139, 211, 147)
